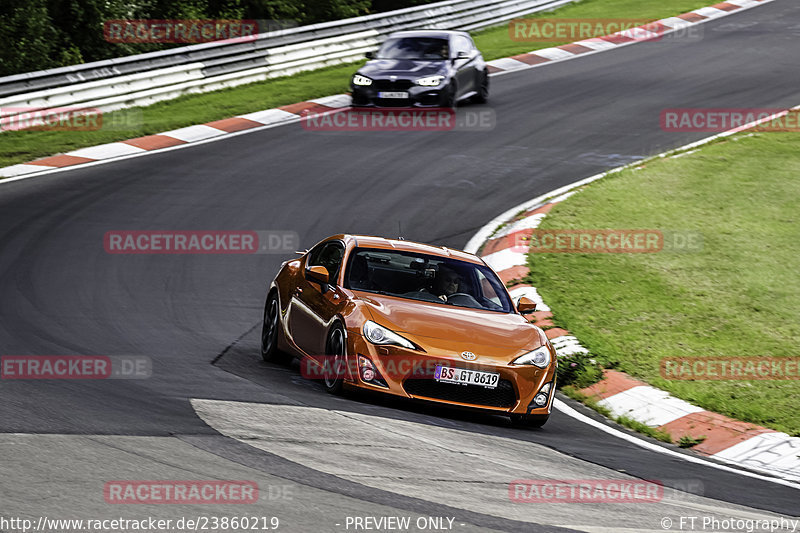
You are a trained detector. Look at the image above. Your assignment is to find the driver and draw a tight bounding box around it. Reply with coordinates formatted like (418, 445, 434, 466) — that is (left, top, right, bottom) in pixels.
(431, 265, 461, 301)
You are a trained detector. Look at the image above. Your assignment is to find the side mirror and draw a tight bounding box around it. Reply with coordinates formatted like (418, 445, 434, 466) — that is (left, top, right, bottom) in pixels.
(516, 296, 537, 315)
(365, 51, 375, 59)
(306, 265, 330, 287)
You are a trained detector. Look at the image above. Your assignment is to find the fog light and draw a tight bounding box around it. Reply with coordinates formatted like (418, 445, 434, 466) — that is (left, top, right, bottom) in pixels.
(358, 356, 375, 381)
(357, 355, 389, 388)
(533, 393, 548, 407)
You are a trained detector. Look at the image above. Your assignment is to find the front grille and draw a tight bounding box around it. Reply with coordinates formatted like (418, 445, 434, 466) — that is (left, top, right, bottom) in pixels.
(373, 79, 414, 91)
(403, 378, 516, 408)
(374, 99, 413, 108)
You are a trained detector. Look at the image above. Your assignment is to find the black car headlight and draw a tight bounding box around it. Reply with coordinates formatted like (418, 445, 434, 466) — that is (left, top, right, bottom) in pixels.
(415, 75, 445, 87)
(352, 74, 373, 86)
(511, 346, 551, 368)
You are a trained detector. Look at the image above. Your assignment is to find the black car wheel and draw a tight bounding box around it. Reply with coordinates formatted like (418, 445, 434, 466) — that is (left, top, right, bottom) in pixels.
(442, 82, 458, 108)
(261, 291, 288, 363)
(323, 322, 346, 394)
(473, 70, 489, 104)
(510, 413, 549, 428)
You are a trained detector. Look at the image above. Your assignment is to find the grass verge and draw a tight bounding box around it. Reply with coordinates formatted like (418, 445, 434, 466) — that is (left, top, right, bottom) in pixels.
(617, 416, 674, 443)
(560, 385, 612, 418)
(0, 63, 360, 168)
(472, 0, 712, 61)
(1, 0, 713, 169)
(561, 386, 673, 443)
(528, 132, 800, 437)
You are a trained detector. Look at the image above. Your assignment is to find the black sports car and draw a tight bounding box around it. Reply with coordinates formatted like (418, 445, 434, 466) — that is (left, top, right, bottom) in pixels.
(350, 30, 490, 108)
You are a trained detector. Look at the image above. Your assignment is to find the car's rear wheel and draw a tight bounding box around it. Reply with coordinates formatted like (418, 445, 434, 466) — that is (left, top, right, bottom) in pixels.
(473, 71, 489, 104)
(323, 322, 346, 394)
(261, 291, 288, 363)
(510, 413, 549, 428)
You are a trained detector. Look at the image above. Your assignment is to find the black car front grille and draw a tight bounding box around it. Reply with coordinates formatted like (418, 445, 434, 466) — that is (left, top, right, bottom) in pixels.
(403, 378, 517, 408)
(373, 79, 414, 91)
(374, 99, 413, 108)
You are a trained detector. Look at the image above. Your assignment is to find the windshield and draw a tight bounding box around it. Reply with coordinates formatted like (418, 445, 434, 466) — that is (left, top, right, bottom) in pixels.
(344, 248, 514, 313)
(376, 37, 449, 60)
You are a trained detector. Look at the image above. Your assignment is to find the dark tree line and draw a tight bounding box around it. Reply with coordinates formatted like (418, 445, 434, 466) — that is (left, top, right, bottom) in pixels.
(0, 0, 441, 77)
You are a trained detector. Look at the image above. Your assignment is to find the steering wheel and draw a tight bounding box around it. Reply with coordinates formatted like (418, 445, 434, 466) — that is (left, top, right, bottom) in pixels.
(448, 292, 473, 299)
(446, 292, 482, 308)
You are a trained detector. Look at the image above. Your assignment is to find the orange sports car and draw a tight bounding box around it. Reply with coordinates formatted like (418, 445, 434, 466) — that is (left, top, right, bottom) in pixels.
(260, 234, 557, 427)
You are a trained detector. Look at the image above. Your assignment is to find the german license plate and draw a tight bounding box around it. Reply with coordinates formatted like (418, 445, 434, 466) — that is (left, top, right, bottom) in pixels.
(434, 365, 499, 389)
(378, 91, 409, 99)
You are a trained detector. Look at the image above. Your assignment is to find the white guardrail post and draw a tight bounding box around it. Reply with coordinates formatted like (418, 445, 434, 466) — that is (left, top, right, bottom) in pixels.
(0, 0, 575, 129)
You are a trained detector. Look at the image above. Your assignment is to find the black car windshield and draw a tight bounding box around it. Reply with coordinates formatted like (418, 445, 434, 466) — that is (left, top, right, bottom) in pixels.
(344, 248, 514, 313)
(376, 37, 449, 60)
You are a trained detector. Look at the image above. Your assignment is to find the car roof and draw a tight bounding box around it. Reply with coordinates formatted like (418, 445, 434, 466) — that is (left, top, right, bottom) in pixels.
(340, 234, 484, 265)
(386, 30, 470, 40)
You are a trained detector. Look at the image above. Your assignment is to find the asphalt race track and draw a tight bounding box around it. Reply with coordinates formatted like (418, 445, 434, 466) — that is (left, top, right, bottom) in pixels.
(1, 1, 799, 531)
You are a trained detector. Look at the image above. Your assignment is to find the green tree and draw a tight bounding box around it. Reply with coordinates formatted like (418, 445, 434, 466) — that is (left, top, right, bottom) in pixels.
(239, 0, 370, 26)
(0, 0, 63, 76)
(207, 0, 246, 18)
(46, 0, 112, 63)
(0, 0, 439, 76)
(371, 0, 439, 13)
(303, 0, 371, 23)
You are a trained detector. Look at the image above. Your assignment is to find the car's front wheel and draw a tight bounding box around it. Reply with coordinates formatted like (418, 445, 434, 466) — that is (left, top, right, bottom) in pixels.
(442, 82, 458, 108)
(323, 322, 346, 394)
(510, 413, 549, 428)
(261, 291, 288, 363)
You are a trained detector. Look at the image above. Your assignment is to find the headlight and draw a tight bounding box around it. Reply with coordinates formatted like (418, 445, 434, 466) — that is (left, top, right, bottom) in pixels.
(352, 74, 372, 86)
(415, 75, 445, 87)
(362, 321, 415, 350)
(511, 345, 551, 368)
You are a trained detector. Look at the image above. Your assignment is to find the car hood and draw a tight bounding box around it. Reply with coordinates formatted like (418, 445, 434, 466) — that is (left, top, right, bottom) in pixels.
(355, 293, 543, 360)
(358, 59, 448, 80)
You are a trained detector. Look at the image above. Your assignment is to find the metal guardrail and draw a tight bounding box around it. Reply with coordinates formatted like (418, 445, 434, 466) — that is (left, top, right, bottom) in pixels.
(0, 0, 576, 127)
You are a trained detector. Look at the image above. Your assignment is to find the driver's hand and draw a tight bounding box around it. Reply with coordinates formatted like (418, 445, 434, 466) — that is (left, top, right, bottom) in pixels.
(439, 295, 447, 302)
